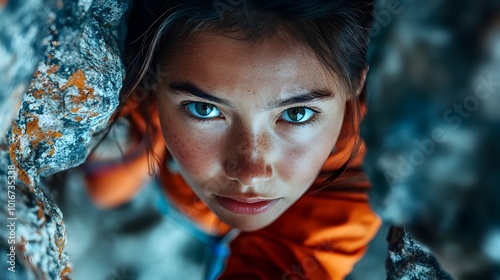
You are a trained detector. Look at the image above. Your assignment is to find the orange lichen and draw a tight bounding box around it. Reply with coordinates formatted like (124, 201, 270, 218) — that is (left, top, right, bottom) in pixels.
(32, 89, 44, 99)
(56, 237, 65, 260)
(71, 107, 79, 113)
(18, 168, 31, 187)
(25, 117, 39, 133)
(61, 266, 72, 279)
(11, 116, 63, 182)
(71, 89, 94, 104)
(47, 64, 60, 75)
(65, 69, 85, 91)
(26, 117, 43, 147)
(11, 116, 62, 162)
(26, 117, 62, 147)
(64, 69, 95, 105)
(9, 123, 32, 186)
(27, 64, 58, 100)
(37, 202, 44, 220)
(8, 128, 20, 163)
(48, 147, 55, 156)
(74, 116, 83, 122)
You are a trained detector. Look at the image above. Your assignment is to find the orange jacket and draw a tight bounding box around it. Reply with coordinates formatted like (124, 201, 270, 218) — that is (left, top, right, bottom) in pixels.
(85, 97, 381, 279)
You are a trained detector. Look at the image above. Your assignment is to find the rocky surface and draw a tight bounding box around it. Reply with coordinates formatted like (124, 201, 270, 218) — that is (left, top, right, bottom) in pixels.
(0, 0, 58, 138)
(386, 226, 453, 280)
(363, 0, 500, 278)
(0, 0, 129, 279)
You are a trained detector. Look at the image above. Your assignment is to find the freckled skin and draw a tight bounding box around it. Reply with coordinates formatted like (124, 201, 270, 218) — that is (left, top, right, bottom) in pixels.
(155, 31, 349, 231)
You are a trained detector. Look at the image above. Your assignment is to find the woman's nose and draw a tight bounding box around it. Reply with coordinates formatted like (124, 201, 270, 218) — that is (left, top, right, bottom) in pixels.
(224, 130, 273, 187)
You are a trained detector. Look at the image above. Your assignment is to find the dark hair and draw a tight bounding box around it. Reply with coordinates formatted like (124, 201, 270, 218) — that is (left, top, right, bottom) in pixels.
(121, 0, 373, 191)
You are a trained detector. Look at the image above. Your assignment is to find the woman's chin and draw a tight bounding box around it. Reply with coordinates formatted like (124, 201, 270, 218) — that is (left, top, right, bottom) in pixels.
(218, 212, 278, 232)
(234, 221, 271, 232)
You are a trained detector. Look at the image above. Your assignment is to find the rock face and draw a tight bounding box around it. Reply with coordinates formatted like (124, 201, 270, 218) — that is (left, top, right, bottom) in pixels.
(0, 0, 129, 279)
(363, 0, 500, 278)
(0, 0, 56, 137)
(386, 226, 453, 280)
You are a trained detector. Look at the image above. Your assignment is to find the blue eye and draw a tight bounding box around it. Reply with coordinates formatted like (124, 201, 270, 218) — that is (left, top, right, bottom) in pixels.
(281, 107, 316, 123)
(185, 102, 222, 119)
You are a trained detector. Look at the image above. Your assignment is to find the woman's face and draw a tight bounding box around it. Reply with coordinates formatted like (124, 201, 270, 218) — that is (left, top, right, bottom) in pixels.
(156, 31, 348, 231)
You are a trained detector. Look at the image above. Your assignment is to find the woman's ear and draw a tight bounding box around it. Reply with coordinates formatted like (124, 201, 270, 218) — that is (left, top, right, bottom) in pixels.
(355, 66, 369, 97)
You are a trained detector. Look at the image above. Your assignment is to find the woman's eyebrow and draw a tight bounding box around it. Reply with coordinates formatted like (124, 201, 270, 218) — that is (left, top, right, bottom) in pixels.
(169, 82, 235, 108)
(168, 82, 334, 110)
(265, 89, 335, 110)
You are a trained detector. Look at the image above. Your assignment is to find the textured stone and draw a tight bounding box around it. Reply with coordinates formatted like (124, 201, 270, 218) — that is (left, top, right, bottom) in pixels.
(362, 0, 500, 278)
(386, 226, 453, 280)
(0, 0, 57, 137)
(0, 0, 129, 279)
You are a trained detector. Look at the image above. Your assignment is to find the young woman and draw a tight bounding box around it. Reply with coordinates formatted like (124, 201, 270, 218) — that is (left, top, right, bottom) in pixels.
(85, 1, 381, 279)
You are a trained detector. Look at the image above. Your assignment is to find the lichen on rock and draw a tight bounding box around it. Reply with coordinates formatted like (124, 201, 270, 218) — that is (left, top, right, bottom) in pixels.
(1, 0, 129, 279)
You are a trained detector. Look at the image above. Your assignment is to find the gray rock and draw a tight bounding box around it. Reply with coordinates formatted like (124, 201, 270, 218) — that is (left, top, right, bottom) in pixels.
(0, 0, 57, 137)
(0, 0, 129, 279)
(362, 0, 500, 278)
(386, 226, 453, 280)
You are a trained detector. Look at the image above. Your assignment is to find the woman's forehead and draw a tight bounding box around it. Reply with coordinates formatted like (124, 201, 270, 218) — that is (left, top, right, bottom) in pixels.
(161, 31, 342, 98)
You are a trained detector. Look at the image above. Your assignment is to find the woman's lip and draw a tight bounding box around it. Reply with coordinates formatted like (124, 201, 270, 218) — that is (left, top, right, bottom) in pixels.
(215, 195, 280, 215)
(218, 195, 280, 203)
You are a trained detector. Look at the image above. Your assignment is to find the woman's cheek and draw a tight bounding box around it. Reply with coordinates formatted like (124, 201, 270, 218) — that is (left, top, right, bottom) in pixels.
(164, 121, 221, 177)
(276, 126, 340, 187)
(155, 95, 206, 174)
(276, 145, 323, 186)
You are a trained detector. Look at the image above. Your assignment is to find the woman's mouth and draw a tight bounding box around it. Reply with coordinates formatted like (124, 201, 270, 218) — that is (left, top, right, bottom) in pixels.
(215, 195, 281, 215)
